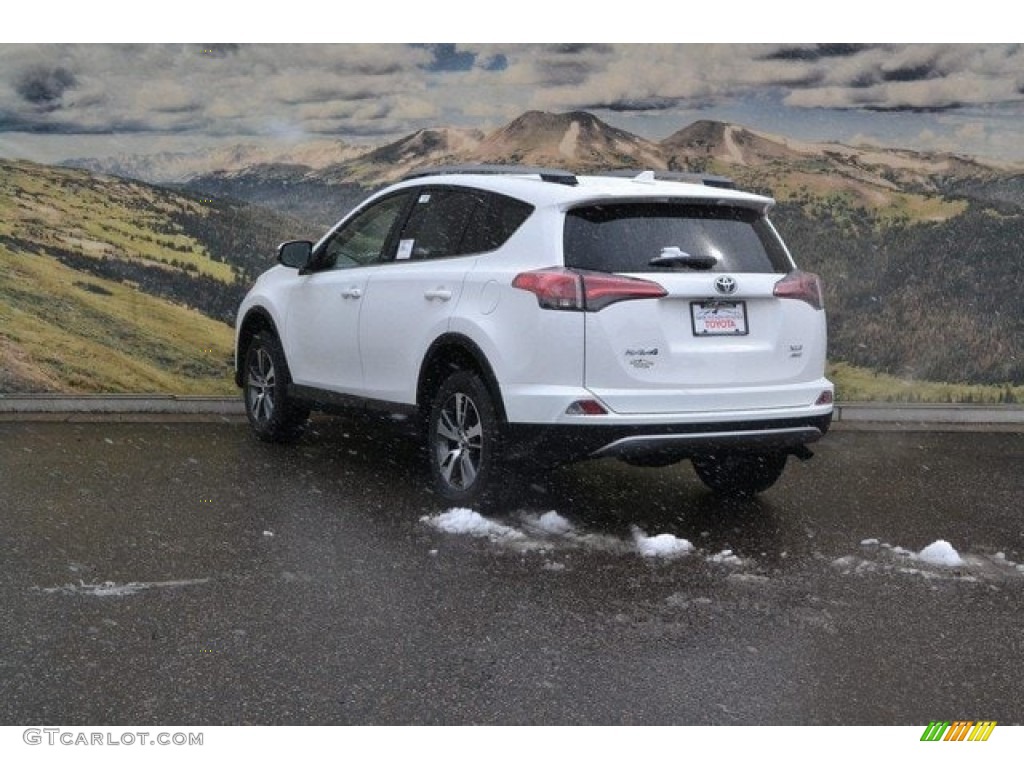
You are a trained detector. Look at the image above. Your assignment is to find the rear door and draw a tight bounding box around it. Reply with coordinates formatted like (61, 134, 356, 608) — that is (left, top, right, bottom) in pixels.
(358, 186, 534, 405)
(565, 201, 822, 414)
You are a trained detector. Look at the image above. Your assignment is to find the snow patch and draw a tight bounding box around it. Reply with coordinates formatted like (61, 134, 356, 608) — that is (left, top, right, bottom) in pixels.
(708, 549, 743, 566)
(831, 556, 878, 575)
(632, 526, 694, 559)
(861, 537, 965, 567)
(527, 510, 575, 535)
(421, 509, 762, 569)
(833, 536, 1024, 582)
(38, 578, 210, 597)
(421, 508, 525, 541)
(917, 539, 964, 567)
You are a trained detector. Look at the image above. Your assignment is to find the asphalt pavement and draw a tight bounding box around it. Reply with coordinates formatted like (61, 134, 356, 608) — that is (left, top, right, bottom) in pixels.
(1, 417, 1022, 725)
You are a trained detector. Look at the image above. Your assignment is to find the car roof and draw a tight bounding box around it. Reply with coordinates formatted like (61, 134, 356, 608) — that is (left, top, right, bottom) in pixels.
(387, 168, 775, 212)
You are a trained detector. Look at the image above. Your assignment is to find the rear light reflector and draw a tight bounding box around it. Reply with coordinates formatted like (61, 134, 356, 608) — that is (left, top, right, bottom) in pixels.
(774, 271, 824, 310)
(565, 399, 608, 415)
(815, 390, 834, 406)
(512, 267, 666, 311)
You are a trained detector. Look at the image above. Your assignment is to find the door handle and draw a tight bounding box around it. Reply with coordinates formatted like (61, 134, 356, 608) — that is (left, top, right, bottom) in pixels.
(341, 287, 362, 299)
(424, 288, 452, 302)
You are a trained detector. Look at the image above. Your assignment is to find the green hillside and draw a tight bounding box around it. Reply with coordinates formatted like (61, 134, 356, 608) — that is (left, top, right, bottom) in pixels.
(0, 246, 234, 393)
(0, 159, 303, 393)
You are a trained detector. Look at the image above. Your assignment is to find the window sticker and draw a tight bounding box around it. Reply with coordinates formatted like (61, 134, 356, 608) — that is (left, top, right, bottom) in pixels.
(396, 239, 415, 260)
(418, 194, 431, 204)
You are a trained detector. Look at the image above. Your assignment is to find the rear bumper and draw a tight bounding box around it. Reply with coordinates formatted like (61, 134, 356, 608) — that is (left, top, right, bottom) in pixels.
(590, 425, 824, 460)
(505, 412, 832, 466)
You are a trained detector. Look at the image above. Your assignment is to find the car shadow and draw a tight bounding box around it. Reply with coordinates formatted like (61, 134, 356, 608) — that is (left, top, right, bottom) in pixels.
(247, 413, 800, 565)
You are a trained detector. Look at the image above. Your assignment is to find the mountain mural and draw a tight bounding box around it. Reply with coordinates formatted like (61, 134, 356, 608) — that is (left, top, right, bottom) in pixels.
(3, 110, 1022, 397)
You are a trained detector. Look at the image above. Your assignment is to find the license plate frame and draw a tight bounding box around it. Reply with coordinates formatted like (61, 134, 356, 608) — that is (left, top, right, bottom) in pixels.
(690, 300, 749, 336)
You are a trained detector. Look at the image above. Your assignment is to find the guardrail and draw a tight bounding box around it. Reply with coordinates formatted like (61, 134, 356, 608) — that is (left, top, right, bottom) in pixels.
(835, 403, 1024, 425)
(0, 394, 245, 415)
(1, 394, 1023, 427)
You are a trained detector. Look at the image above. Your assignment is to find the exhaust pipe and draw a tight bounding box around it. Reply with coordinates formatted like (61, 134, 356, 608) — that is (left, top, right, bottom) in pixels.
(790, 445, 815, 462)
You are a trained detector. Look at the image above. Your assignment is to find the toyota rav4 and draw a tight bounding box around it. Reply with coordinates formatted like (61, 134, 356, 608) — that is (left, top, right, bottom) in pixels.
(235, 166, 833, 506)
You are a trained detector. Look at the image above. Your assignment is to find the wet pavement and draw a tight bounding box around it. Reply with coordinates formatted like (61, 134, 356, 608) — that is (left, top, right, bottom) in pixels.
(1, 418, 1022, 725)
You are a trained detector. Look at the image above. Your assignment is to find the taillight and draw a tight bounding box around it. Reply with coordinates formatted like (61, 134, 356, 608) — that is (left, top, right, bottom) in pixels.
(510, 268, 582, 310)
(774, 271, 824, 310)
(512, 267, 667, 311)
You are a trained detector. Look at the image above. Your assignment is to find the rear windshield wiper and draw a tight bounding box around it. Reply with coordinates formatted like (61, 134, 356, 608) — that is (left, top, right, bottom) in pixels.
(648, 247, 718, 270)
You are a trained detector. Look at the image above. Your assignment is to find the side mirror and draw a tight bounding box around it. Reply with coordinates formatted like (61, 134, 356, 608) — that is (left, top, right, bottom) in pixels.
(277, 240, 313, 270)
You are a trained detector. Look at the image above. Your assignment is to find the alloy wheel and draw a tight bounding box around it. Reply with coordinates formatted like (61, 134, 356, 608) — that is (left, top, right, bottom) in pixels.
(434, 391, 484, 491)
(246, 346, 276, 424)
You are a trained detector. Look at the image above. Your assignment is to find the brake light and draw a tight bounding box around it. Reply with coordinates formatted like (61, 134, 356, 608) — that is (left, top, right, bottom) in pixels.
(511, 268, 582, 310)
(774, 271, 824, 310)
(512, 268, 667, 311)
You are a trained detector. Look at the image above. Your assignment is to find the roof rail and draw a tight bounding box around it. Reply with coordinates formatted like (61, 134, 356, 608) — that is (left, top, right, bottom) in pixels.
(599, 169, 737, 189)
(402, 164, 579, 186)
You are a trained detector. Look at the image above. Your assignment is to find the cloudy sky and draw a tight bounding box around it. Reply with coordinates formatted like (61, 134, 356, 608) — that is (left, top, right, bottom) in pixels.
(3, 41, 1024, 164)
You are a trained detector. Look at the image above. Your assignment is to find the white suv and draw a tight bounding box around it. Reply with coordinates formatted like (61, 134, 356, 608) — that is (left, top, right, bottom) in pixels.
(234, 166, 833, 505)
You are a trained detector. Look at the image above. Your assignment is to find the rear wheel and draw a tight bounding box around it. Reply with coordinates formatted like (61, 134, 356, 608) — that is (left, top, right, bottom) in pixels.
(692, 452, 787, 496)
(428, 370, 504, 508)
(243, 332, 309, 443)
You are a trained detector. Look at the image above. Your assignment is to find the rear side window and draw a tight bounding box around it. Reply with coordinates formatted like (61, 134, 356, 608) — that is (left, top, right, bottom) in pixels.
(461, 192, 534, 254)
(564, 202, 791, 274)
(397, 187, 533, 259)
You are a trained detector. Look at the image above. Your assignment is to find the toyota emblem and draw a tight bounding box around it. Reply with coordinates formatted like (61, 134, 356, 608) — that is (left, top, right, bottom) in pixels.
(714, 276, 738, 295)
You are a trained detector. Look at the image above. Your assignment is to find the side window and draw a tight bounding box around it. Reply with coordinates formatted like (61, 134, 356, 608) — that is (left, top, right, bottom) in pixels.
(395, 187, 534, 260)
(319, 193, 410, 270)
(461, 192, 534, 254)
(397, 189, 478, 260)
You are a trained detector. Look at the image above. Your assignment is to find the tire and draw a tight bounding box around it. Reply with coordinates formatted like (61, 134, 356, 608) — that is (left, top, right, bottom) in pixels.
(243, 331, 309, 443)
(692, 452, 788, 496)
(427, 370, 504, 507)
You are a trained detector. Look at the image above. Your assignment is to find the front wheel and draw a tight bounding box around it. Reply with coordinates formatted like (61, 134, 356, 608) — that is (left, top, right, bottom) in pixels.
(692, 452, 788, 496)
(243, 332, 309, 443)
(427, 370, 504, 508)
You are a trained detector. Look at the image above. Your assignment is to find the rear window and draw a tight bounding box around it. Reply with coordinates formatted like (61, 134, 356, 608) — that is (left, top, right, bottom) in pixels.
(563, 202, 791, 274)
